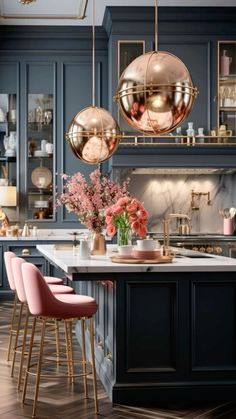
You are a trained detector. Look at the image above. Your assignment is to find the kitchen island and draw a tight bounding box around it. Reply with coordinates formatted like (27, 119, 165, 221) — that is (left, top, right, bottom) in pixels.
(37, 244, 236, 404)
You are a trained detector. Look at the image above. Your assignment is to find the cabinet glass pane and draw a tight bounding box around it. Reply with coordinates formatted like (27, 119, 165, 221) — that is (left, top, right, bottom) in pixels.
(218, 42, 236, 143)
(0, 93, 17, 186)
(27, 94, 54, 220)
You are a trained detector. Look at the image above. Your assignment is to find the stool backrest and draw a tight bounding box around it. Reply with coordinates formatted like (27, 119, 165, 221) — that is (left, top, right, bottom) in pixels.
(4, 251, 16, 291)
(21, 262, 57, 316)
(11, 257, 27, 303)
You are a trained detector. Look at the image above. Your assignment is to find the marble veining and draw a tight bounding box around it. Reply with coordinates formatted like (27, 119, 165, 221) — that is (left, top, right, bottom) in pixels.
(113, 170, 236, 234)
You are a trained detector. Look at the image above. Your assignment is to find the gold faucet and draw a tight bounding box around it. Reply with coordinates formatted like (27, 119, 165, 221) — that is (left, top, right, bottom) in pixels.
(191, 190, 211, 210)
(162, 213, 191, 256)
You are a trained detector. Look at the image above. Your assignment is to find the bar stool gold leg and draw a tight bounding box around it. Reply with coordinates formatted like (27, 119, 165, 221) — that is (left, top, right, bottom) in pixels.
(81, 318, 88, 398)
(64, 320, 72, 381)
(69, 320, 74, 384)
(7, 293, 18, 361)
(54, 320, 60, 367)
(17, 305, 30, 390)
(22, 317, 37, 404)
(10, 302, 24, 377)
(32, 318, 46, 419)
(89, 318, 99, 414)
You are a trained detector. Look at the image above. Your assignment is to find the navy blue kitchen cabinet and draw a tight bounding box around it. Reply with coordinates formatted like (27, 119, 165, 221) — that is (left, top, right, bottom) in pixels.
(71, 270, 236, 404)
(0, 9, 236, 229)
(0, 26, 108, 229)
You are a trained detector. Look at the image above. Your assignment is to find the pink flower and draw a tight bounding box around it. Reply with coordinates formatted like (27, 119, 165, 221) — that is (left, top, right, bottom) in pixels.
(105, 208, 112, 217)
(112, 205, 123, 216)
(139, 209, 149, 220)
(126, 203, 138, 213)
(107, 224, 117, 236)
(105, 215, 113, 224)
(129, 214, 138, 222)
(117, 196, 130, 207)
(131, 220, 140, 232)
(57, 169, 129, 232)
(138, 225, 147, 237)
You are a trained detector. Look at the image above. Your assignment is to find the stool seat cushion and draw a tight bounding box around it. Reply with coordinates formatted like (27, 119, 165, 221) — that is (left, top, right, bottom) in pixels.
(22, 263, 98, 319)
(44, 276, 63, 285)
(48, 284, 74, 294)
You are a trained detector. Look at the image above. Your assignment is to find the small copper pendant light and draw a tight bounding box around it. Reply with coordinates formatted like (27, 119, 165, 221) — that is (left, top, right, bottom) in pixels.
(66, 0, 121, 164)
(114, 0, 198, 135)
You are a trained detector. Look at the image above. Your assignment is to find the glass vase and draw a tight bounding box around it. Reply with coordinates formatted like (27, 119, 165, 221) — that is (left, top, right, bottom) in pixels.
(117, 226, 132, 246)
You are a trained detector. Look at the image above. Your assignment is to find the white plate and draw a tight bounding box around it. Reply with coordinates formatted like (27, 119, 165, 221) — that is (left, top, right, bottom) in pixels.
(34, 150, 49, 157)
(31, 166, 52, 189)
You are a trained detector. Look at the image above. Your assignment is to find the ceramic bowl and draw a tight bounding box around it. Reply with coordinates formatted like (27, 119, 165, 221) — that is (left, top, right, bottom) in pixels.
(118, 245, 133, 257)
(136, 239, 156, 251)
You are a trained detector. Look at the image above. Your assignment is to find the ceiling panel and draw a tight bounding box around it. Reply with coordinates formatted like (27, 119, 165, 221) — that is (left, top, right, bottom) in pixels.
(0, 0, 235, 26)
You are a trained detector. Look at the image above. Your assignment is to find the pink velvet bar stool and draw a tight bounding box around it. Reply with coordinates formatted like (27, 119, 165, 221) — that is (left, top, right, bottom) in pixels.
(10, 256, 75, 389)
(21, 262, 99, 418)
(4, 252, 75, 379)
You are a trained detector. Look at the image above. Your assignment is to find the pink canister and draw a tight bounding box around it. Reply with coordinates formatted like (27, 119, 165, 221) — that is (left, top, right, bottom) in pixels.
(223, 218, 233, 235)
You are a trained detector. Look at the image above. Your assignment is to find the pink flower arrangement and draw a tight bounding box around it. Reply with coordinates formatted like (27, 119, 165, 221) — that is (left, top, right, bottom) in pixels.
(57, 169, 129, 232)
(105, 196, 149, 245)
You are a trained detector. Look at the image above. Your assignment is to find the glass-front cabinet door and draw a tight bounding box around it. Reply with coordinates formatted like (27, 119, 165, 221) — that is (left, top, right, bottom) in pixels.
(0, 94, 17, 187)
(218, 41, 236, 142)
(27, 93, 54, 220)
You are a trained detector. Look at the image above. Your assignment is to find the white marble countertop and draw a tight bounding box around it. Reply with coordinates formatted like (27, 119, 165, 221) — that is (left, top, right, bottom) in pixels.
(0, 229, 90, 241)
(37, 244, 236, 274)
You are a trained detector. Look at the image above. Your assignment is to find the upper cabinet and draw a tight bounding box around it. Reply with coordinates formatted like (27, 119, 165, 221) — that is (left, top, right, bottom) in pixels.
(27, 93, 54, 221)
(218, 41, 236, 142)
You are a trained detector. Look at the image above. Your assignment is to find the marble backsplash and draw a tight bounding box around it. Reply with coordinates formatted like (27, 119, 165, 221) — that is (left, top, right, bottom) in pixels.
(113, 169, 236, 234)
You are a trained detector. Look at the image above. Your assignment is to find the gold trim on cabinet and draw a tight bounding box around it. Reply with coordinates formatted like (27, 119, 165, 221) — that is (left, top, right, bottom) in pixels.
(0, 0, 88, 20)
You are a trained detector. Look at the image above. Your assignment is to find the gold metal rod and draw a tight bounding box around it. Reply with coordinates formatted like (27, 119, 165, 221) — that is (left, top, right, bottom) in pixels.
(0, 0, 88, 20)
(92, 0, 95, 107)
(154, 0, 158, 52)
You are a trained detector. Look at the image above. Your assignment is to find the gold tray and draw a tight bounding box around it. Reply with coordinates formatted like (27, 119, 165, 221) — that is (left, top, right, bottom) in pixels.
(54, 244, 73, 250)
(110, 256, 172, 264)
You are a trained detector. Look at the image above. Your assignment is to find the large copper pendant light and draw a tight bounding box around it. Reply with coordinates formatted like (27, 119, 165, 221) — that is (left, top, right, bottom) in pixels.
(114, 0, 198, 135)
(66, 0, 120, 164)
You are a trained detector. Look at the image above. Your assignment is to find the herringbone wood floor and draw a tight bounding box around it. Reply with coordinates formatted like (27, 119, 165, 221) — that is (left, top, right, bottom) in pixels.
(1, 301, 236, 419)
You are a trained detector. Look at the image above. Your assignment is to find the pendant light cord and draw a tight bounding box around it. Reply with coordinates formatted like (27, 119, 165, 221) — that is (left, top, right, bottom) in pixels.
(92, 0, 95, 107)
(154, 0, 158, 52)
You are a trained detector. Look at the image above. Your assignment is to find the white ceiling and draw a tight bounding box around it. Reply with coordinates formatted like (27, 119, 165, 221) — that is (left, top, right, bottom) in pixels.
(0, 0, 235, 26)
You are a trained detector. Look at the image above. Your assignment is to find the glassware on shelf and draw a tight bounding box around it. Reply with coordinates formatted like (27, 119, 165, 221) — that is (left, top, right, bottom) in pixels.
(220, 49, 232, 76)
(3, 131, 16, 157)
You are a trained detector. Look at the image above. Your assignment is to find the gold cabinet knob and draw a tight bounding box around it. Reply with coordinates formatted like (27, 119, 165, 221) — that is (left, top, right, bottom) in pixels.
(206, 246, 214, 253)
(21, 248, 30, 256)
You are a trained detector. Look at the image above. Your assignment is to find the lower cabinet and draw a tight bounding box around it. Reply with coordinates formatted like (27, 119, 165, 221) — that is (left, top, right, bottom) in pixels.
(74, 271, 236, 403)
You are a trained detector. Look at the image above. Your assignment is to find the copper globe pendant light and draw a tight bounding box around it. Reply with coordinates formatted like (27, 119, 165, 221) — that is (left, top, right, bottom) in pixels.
(114, 0, 198, 135)
(66, 0, 121, 164)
